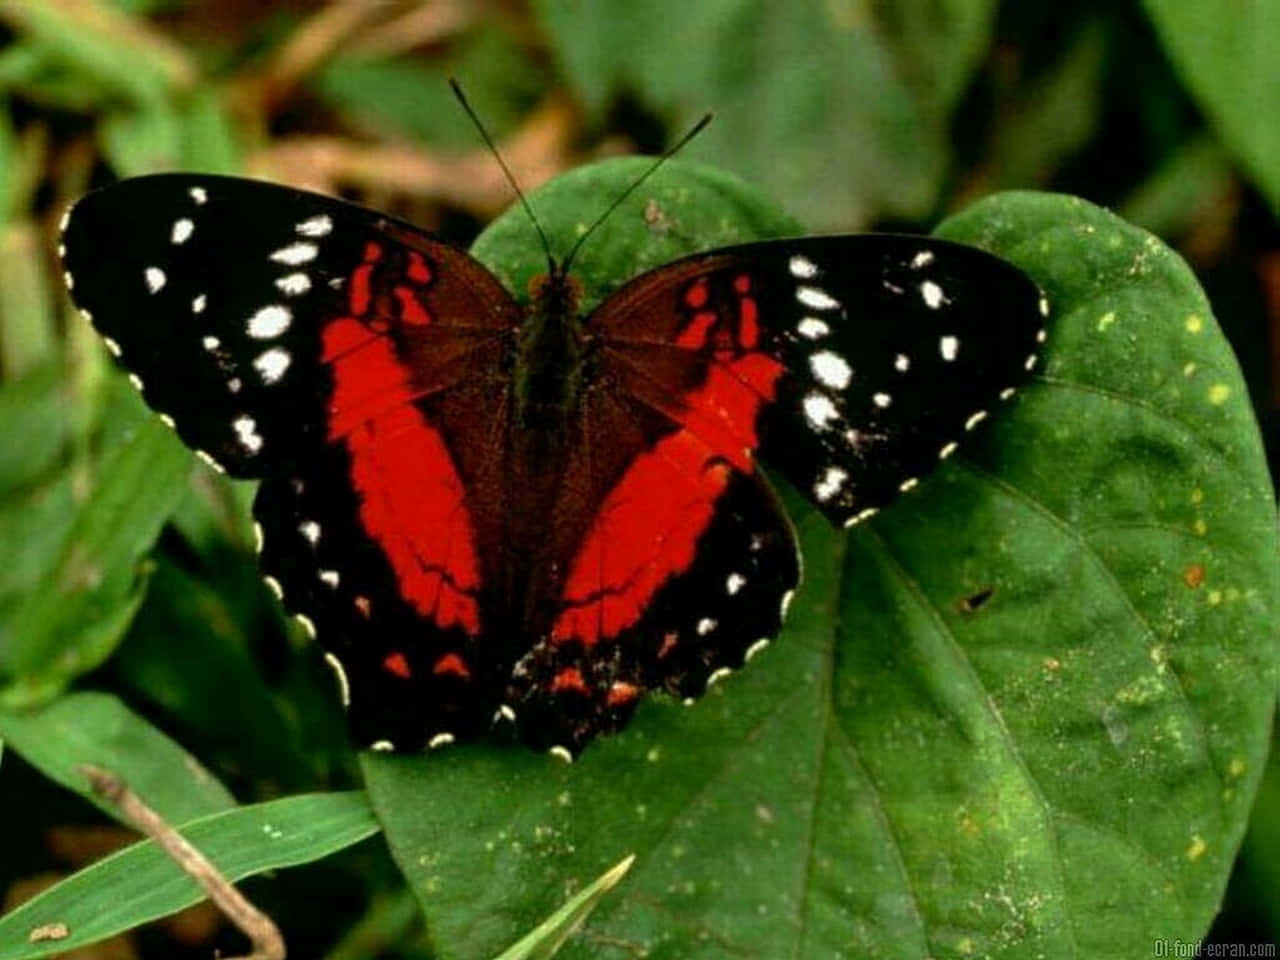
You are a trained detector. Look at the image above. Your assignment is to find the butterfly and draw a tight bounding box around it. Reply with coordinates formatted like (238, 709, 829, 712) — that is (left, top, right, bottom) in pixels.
(59, 170, 1047, 758)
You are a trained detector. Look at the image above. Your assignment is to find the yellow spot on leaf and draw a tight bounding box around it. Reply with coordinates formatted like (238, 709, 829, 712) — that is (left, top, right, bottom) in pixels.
(1097, 311, 1116, 331)
(1186, 835, 1207, 861)
(1190, 488, 1204, 504)
(1044, 657, 1061, 672)
(1229, 757, 1247, 777)
(1193, 518, 1208, 536)
(1183, 362, 1197, 377)
(1207, 383, 1231, 405)
(1182, 564, 1205, 588)
(1207, 589, 1223, 605)
(1185, 313, 1204, 334)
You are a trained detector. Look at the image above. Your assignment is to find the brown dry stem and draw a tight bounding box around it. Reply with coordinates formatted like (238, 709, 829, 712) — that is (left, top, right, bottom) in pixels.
(81, 765, 285, 960)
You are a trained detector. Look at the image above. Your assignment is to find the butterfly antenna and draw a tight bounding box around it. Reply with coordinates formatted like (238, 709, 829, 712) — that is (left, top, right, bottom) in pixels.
(561, 113, 712, 272)
(449, 77, 556, 273)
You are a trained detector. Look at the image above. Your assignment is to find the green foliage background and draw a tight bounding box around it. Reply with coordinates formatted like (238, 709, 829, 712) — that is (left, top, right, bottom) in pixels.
(0, 2, 1276, 959)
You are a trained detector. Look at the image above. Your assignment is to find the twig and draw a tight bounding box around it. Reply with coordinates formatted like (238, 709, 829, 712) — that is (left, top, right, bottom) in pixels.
(81, 765, 285, 960)
(246, 93, 579, 217)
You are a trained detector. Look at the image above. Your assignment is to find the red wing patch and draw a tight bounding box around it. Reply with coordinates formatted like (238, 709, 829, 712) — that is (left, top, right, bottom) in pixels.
(323, 246, 481, 635)
(553, 312, 784, 647)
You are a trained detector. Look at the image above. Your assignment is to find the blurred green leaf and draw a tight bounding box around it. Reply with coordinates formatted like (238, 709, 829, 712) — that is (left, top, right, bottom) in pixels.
(363, 166, 1277, 959)
(493, 855, 635, 960)
(99, 103, 183, 176)
(0, 223, 57, 379)
(0, 791, 380, 960)
(979, 19, 1107, 191)
(0, 690, 234, 822)
(314, 29, 547, 149)
(115, 558, 312, 782)
(876, 0, 999, 116)
(0, 363, 70, 493)
(1235, 743, 1280, 940)
(0, 0, 192, 106)
(0, 404, 191, 706)
(176, 89, 240, 173)
(534, 0, 957, 227)
(1142, 0, 1280, 214)
(1119, 136, 1237, 238)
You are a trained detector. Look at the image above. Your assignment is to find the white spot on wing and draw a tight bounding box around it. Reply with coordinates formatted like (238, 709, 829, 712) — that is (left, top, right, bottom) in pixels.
(813, 465, 848, 503)
(295, 613, 317, 639)
(939, 441, 959, 459)
(59, 207, 71, 232)
(171, 218, 194, 244)
(707, 666, 732, 686)
(726, 572, 746, 595)
(999, 386, 1016, 401)
(899, 477, 919, 492)
(796, 317, 830, 339)
(797, 286, 840, 310)
(788, 254, 818, 279)
(298, 520, 321, 544)
(193, 294, 207, 314)
(920, 280, 946, 309)
(1025, 354, 1038, 371)
(128, 373, 144, 392)
(102, 336, 121, 357)
(894, 353, 909, 372)
(233, 414, 264, 453)
(940, 335, 959, 361)
(270, 242, 318, 265)
(63, 270, 74, 291)
(370, 740, 395, 752)
(158, 413, 176, 429)
(324, 652, 351, 707)
(144, 267, 166, 293)
(263, 575, 284, 600)
(189, 186, 207, 205)
(964, 410, 988, 431)
(202, 335, 220, 351)
(296, 214, 333, 237)
(802, 392, 840, 429)
(428, 732, 456, 750)
(548, 745, 574, 764)
(494, 704, 517, 724)
(844, 506, 878, 528)
(248, 304, 291, 338)
(254, 346, 292, 383)
(910, 250, 935, 269)
(195, 449, 225, 473)
(275, 272, 312, 296)
(745, 638, 770, 661)
(319, 569, 340, 587)
(253, 522, 264, 554)
(696, 617, 718, 636)
(810, 351, 852, 390)
(1039, 295, 1050, 317)
(872, 392, 892, 408)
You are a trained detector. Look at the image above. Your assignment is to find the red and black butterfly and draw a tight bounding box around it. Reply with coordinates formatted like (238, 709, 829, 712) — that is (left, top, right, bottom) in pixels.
(59, 171, 1047, 757)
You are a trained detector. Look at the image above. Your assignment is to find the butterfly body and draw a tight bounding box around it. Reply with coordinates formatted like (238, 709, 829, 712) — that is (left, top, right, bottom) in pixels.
(60, 169, 1047, 755)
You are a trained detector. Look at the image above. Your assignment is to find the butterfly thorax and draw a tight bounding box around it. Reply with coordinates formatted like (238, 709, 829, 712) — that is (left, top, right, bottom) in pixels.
(513, 268, 588, 434)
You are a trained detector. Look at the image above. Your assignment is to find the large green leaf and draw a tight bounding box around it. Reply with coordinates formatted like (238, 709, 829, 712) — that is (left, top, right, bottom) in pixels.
(532, 0, 994, 227)
(0, 791, 379, 960)
(1142, 0, 1280, 214)
(362, 164, 1277, 959)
